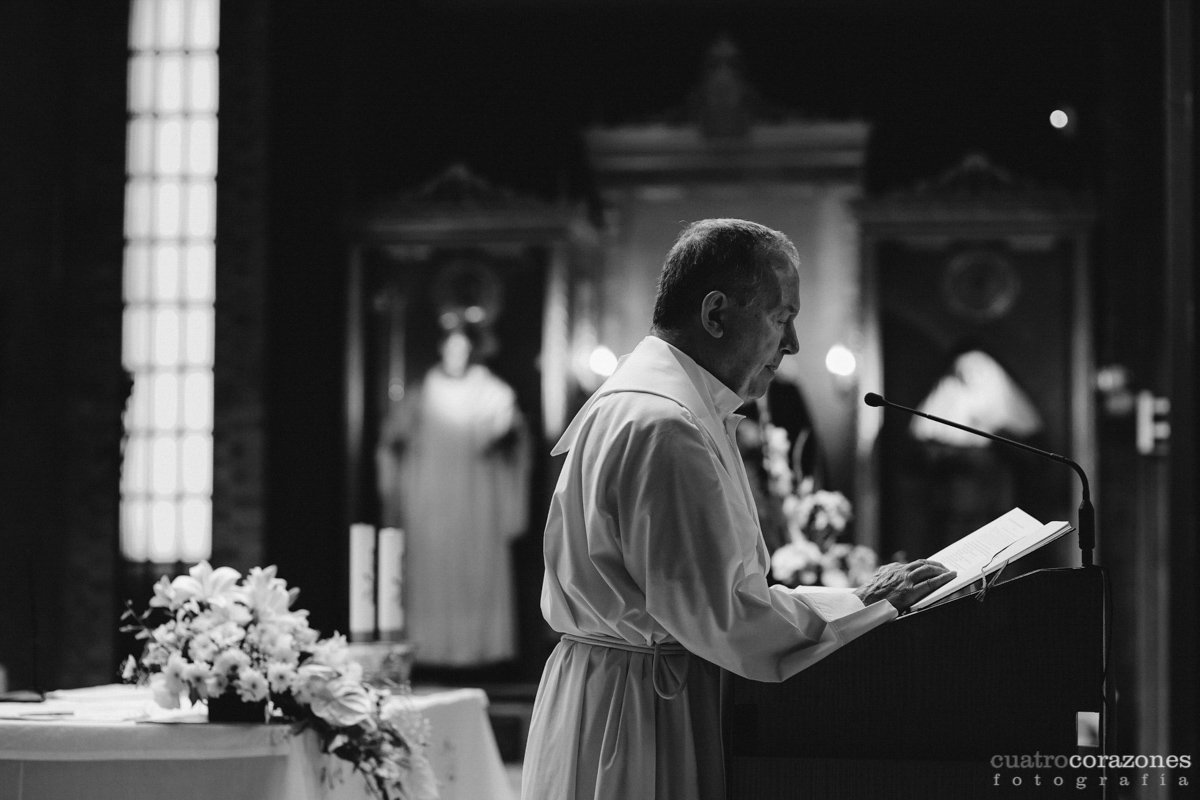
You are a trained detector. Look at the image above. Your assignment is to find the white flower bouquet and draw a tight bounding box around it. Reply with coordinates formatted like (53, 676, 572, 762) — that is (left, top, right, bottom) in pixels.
(757, 418, 878, 588)
(121, 561, 438, 800)
(770, 486, 878, 588)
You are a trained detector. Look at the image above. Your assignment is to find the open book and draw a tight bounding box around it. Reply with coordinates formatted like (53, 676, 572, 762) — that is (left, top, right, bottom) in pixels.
(910, 508, 1074, 611)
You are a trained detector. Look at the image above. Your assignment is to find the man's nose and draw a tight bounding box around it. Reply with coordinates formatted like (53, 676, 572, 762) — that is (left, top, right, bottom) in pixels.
(782, 323, 799, 355)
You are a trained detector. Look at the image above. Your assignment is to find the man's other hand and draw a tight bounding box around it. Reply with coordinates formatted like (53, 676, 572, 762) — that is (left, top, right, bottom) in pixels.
(853, 560, 957, 613)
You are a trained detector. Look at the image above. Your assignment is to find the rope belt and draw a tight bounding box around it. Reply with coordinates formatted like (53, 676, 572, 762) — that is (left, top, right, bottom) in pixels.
(561, 633, 691, 700)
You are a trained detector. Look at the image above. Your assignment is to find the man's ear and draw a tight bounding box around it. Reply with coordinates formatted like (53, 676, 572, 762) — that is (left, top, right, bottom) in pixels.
(699, 290, 728, 338)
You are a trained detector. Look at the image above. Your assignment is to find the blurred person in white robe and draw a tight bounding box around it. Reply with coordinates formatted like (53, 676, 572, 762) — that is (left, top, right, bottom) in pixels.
(376, 323, 530, 666)
(521, 219, 956, 800)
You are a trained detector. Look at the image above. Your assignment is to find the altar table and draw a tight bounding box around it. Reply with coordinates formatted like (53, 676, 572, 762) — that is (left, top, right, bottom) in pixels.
(0, 684, 514, 800)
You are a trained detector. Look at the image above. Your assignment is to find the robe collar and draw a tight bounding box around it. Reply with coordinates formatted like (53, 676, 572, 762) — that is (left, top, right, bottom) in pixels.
(553, 335, 745, 456)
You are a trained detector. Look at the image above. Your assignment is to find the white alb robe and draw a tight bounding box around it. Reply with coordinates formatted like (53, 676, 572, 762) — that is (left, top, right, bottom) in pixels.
(521, 336, 896, 799)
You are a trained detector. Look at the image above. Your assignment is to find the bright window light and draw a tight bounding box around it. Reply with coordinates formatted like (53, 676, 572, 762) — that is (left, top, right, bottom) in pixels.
(120, 0, 219, 564)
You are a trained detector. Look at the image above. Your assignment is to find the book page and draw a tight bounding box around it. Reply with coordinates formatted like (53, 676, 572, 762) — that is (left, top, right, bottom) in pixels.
(923, 508, 1044, 575)
(911, 508, 1071, 611)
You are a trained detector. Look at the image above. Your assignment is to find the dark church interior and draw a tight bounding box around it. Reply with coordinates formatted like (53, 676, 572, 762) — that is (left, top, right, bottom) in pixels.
(0, 0, 1195, 797)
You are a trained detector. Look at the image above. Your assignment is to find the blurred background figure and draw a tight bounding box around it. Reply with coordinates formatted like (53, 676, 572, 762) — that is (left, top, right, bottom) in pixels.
(376, 321, 531, 667)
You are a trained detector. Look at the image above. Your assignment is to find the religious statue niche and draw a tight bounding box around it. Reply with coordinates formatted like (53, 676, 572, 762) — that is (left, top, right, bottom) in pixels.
(374, 255, 531, 668)
(345, 163, 598, 674)
(856, 154, 1095, 566)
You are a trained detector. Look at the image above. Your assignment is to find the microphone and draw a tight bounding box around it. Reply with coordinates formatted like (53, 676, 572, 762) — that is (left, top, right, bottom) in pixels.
(864, 392, 1095, 568)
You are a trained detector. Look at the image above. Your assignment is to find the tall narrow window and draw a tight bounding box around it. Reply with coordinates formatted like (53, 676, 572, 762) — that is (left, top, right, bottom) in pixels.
(121, 0, 218, 563)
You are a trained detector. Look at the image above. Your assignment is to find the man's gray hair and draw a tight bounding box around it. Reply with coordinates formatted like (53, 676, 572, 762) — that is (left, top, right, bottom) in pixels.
(651, 219, 799, 332)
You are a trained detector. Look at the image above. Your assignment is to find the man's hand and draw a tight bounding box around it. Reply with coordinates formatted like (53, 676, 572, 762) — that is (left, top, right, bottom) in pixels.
(853, 560, 957, 613)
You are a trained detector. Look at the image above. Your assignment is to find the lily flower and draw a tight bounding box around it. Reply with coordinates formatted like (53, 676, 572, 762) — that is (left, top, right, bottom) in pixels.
(170, 561, 242, 606)
(237, 565, 293, 617)
(147, 576, 177, 608)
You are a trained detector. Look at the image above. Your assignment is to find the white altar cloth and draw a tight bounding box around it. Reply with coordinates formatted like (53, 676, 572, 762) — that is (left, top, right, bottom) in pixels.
(0, 684, 514, 800)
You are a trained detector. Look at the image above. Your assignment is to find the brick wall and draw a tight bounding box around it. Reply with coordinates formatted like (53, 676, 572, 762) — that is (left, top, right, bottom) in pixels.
(212, 0, 271, 572)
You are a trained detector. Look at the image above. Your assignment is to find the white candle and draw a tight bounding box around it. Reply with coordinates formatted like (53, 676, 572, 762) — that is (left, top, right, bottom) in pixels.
(377, 527, 405, 641)
(349, 523, 377, 642)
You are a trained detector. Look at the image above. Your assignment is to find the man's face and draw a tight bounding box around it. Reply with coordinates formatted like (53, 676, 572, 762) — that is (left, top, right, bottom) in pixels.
(721, 254, 801, 402)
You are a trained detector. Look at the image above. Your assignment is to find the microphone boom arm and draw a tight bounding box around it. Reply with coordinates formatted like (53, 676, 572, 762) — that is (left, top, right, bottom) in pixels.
(864, 392, 1095, 567)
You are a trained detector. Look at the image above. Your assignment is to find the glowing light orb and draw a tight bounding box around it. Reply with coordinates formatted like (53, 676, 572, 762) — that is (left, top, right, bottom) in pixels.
(589, 346, 618, 377)
(825, 344, 857, 377)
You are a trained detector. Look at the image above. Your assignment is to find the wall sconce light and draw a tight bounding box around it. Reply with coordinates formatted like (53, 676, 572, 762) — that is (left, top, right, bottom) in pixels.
(588, 345, 618, 378)
(825, 343, 857, 384)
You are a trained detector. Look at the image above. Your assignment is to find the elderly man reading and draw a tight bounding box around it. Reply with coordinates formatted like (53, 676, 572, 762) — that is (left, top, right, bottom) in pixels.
(521, 219, 955, 800)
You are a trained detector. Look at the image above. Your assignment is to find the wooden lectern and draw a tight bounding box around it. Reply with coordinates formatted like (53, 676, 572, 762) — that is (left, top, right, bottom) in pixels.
(725, 568, 1107, 798)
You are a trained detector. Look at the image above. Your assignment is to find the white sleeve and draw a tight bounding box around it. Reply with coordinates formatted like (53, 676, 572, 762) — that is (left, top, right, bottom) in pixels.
(612, 410, 896, 683)
(788, 585, 869, 618)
